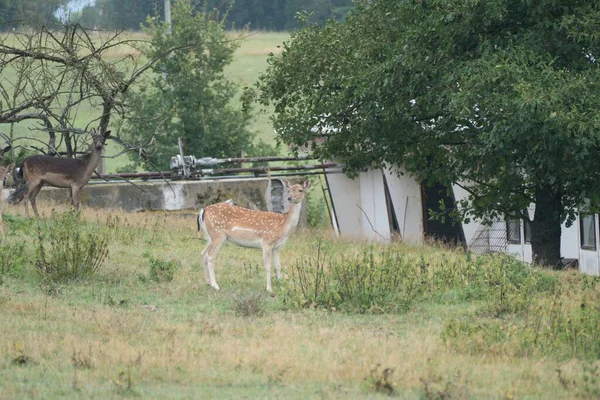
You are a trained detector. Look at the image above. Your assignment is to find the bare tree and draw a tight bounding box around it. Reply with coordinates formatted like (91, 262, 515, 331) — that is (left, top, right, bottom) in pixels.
(0, 23, 181, 159)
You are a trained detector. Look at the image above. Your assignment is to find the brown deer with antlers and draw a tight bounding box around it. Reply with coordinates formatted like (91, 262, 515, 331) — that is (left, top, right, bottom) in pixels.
(198, 180, 311, 292)
(0, 142, 14, 239)
(15, 129, 111, 218)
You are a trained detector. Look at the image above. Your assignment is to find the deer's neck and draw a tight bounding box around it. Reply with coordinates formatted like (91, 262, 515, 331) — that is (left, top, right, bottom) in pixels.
(282, 201, 303, 233)
(82, 147, 102, 179)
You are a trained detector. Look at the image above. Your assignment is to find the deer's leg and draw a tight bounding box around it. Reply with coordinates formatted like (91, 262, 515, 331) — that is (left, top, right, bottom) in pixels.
(205, 234, 226, 290)
(28, 182, 44, 218)
(71, 186, 81, 211)
(201, 238, 212, 285)
(273, 247, 283, 280)
(262, 243, 274, 293)
(23, 186, 31, 219)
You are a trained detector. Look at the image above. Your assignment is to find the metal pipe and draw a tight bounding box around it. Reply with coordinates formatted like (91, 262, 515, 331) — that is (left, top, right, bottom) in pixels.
(91, 163, 342, 180)
(211, 154, 316, 164)
(87, 169, 344, 184)
(198, 163, 341, 175)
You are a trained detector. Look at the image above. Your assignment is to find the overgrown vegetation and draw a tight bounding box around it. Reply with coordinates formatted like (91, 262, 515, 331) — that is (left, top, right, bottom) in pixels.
(35, 212, 110, 283)
(282, 240, 600, 361)
(0, 242, 28, 284)
(145, 254, 179, 283)
(281, 242, 557, 315)
(0, 205, 599, 398)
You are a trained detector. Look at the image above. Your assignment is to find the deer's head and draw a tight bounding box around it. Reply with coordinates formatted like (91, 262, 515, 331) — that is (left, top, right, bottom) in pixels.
(283, 180, 311, 204)
(92, 130, 111, 150)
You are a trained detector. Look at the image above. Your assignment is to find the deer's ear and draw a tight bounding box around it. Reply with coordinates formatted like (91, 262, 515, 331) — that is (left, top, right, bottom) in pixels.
(282, 179, 291, 188)
(103, 130, 111, 138)
(2, 145, 11, 153)
(303, 180, 311, 189)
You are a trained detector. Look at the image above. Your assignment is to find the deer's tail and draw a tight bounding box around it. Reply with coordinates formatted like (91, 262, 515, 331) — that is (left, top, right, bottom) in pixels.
(12, 161, 23, 183)
(197, 208, 205, 232)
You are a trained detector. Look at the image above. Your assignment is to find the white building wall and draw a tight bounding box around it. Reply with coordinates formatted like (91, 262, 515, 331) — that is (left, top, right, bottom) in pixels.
(560, 221, 580, 260)
(357, 170, 391, 241)
(452, 184, 478, 245)
(384, 168, 423, 244)
(578, 214, 600, 276)
(325, 171, 363, 239)
(326, 167, 598, 276)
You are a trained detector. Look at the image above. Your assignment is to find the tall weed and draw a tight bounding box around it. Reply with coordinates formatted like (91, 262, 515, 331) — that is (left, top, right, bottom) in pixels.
(282, 241, 557, 316)
(35, 211, 109, 283)
(0, 242, 29, 281)
(442, 274, 600, 360)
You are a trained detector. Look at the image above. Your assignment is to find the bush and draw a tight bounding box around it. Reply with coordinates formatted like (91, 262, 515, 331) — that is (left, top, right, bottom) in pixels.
(281, 243, 417, 313)
(146, 255, 179, 283)
(281, 241, 555, 315)
(35, 212, 109, 283)
(232, 292, 266, 317)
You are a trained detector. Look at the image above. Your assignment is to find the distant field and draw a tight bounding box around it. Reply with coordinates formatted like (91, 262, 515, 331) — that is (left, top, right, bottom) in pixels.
(225, 31, 289, 147)
(0, 31, 289, 172)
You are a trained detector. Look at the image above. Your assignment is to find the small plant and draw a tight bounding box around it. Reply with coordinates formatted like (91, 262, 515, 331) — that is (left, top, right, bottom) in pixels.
(146, 255, 179, 283)
(306, 190, 328, 228)
(35, 211, 109, 283)
(72, 346, 94, 369)
(364, 364, 396, 395)
(113, 367, 136, 396)
(0, 242, 29, 281)
(232, 292, 265, 317)
(420, 369, 470, 400)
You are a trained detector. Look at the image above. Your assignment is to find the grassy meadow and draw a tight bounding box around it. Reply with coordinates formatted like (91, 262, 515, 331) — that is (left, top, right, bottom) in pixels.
(1, 202, 599, 399)
(0, 31, 289, 173)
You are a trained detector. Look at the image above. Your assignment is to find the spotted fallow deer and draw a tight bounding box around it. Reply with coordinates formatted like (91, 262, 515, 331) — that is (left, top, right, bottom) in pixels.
(19, 129, 111, 218)
(198, 180, 311, 292)
(0, 142, 14, 239)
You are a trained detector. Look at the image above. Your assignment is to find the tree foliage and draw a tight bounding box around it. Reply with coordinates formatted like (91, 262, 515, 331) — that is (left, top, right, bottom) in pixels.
(76, 0, 353, 31)
(254, 0, 600, 266)
(121, 0, 259, 170)
(0, 0, 68, 29)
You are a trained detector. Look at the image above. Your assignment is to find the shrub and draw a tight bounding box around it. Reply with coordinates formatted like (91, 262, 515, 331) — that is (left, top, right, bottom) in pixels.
(35, 211, 109, 283)
(281, 243, 416, 313)
(146, 255, 179, 283)
(306, 190, 328, 228)
(281, 240, 556, 315)
(232, 292, 266, 317)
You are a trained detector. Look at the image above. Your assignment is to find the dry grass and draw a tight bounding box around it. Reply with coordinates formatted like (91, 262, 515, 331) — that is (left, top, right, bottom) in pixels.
(0, 203, 597, 398)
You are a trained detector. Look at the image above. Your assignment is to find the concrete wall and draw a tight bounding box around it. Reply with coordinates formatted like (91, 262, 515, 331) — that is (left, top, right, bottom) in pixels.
(2, 178, 309, 226)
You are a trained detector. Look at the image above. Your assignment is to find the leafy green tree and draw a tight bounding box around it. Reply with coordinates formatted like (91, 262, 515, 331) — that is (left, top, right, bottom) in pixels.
(75, 0, 353, 31)
(254, 0, 600, 266)
(122, 0, 257, 170)
(0, 0, 68, 29)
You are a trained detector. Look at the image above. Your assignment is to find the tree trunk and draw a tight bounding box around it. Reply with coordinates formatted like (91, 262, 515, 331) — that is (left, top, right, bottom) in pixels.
(531, 185, 562, 268)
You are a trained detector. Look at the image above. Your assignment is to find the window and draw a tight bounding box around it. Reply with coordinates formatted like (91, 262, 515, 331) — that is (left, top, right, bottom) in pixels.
(524, 219, 532, 244)
(506, 220, 521, 244)
(580, 214, 596, 250)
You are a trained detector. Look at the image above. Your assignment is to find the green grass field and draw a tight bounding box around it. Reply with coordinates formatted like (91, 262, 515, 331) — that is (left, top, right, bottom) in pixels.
(1, 204, 599, 399)
(1, 31, 289, 173)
